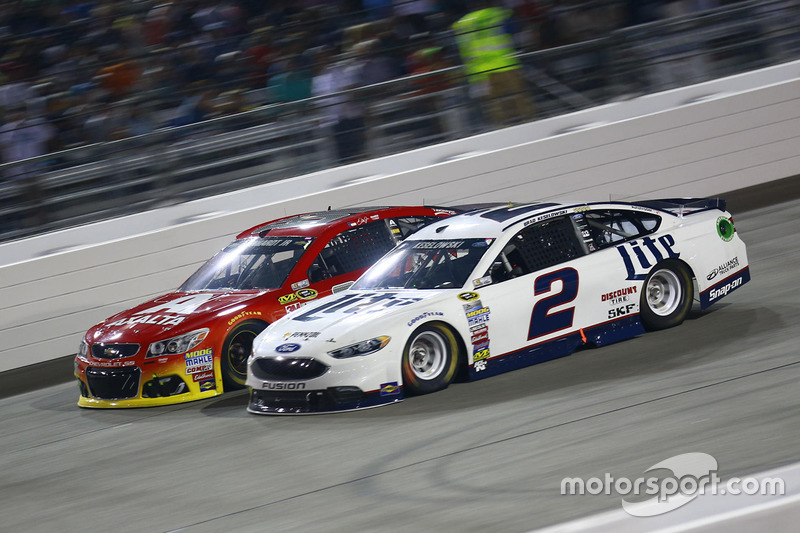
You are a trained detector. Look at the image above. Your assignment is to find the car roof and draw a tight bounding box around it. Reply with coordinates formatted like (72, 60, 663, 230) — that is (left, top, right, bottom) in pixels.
(409, 201, 666, 240)
(235, 206, 455, 240)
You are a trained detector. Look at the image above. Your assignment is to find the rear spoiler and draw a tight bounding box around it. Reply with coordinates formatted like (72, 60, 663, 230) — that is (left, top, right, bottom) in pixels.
(632, 198, 727, 216)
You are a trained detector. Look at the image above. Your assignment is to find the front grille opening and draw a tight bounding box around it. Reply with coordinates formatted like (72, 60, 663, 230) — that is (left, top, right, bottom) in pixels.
(91, 343, 140, 359)
(251, 358, 328, 381)
(142, 375, 189, 398)
(86, 367, 141, 400)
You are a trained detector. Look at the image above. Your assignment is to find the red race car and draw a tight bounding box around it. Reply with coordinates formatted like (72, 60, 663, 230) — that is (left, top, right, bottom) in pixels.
(74, 206, 458, 408)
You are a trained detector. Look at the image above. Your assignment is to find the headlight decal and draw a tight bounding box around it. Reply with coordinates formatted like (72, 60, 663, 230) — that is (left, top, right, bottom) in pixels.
(147, 328, 210, 357)
(328, 336, 390, 359)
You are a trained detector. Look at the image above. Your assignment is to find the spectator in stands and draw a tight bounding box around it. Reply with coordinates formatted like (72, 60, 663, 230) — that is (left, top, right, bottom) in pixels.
(452, 0, 536, 126)
(0, 103, 54, 177)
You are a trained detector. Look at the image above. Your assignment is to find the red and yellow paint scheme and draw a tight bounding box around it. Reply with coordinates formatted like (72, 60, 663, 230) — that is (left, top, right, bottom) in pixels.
(74, 206, 457, 407)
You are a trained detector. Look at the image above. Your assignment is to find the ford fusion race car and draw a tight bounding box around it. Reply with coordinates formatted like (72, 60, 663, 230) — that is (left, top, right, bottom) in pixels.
(247, 199, 750, 414)
(74, 206, 459, 408)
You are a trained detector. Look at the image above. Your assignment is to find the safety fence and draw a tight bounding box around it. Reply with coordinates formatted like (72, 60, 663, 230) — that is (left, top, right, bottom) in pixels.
(0, 0, 797, 244)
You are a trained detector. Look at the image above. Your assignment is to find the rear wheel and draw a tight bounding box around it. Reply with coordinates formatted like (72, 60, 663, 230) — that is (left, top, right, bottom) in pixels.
(401, 323, 459, 396)
(640, 260, 693, 331)
(221, 320, 267, 391)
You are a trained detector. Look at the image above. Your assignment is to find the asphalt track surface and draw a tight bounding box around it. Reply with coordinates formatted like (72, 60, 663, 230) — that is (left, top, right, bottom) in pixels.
(2, 198, 799, 533)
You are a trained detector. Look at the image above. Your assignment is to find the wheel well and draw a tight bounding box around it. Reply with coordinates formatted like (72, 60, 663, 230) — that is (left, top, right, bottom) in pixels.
(649, 258, 696, 297)
(425, 320, 470, 382)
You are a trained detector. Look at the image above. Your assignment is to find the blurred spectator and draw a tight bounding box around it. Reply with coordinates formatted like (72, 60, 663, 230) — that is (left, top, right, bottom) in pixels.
(170, 86, 217, 127)
(267, 54, 313, 104)
(452, 0, 536, 126)
(0, 104, 54, 177)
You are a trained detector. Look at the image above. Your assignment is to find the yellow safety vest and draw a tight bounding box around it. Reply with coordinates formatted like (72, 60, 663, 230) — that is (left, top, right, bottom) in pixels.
(453, 7, 521, 82)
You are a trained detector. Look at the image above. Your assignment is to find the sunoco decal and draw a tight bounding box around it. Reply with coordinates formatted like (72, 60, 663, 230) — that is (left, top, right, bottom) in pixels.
(716, 216, 735, 242)
(380, 382, 400, 396)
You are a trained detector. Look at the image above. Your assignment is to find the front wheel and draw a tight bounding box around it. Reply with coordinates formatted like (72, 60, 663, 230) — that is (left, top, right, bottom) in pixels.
(221, 320, 267, 391)
(640, 260, 693, 331)
(401, 323, 459, 396)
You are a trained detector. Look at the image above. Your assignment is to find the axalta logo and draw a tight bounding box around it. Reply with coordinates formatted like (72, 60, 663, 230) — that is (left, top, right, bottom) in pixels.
(709, 277, 744, 302)
(262, 382, 306, 390)
(617, 235, 680, 281)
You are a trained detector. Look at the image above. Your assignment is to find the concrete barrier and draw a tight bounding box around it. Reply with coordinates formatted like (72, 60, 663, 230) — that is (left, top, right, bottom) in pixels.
(2, 60, 799, 373)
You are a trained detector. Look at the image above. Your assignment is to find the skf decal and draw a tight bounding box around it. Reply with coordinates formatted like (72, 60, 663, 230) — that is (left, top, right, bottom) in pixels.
(458, 291, 480, 302)
(185, 349, 213, 374)
(380, 382, 400, 396)
(617, 235, 680, 281)
(601, 286, 637, 305)
(608, 303, 637, 319)
(706, 256, 739, 281)
(227, 310, 262, 326)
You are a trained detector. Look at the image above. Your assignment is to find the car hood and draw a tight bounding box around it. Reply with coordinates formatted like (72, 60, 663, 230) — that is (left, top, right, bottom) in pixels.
(258, 289, 450, 348)
(88, 290, 270, 342)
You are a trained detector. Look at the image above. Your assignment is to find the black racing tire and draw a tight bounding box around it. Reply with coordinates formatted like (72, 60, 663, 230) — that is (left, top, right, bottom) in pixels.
(640, 260, 693, 331)
(401, 323, 460, 396)
(221, 320, 267, 391)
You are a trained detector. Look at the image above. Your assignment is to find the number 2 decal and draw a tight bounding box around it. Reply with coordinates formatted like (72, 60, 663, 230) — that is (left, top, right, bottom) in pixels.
(528, 268, 579, 340)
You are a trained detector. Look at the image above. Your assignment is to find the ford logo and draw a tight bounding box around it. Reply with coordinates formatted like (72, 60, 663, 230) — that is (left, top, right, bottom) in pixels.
(276, 343, 301, 353)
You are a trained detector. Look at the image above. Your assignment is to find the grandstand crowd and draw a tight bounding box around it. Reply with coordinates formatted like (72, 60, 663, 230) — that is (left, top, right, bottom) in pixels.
(0, 0, 754, 168)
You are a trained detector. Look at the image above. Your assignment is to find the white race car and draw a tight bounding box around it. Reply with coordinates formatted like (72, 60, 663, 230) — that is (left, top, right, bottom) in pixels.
(247, 199, 750, 414)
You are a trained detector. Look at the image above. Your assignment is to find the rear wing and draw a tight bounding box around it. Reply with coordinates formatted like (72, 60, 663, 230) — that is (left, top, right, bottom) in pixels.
(632, 198, 727, 216)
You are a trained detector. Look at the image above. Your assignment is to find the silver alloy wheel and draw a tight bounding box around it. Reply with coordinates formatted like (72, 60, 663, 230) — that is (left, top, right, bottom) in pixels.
(646, 268, 682, 316)
(408, 331, 447, 380)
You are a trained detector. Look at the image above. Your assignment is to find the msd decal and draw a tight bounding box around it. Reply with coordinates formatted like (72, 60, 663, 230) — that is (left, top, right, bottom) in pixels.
(617, 235, 680, 281)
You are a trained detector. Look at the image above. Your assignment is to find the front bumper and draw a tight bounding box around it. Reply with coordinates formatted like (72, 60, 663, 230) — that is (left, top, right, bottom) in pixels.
(74, 356, 222, 408)
(246, 350, 403, 414)
(248, 385, 401, 414)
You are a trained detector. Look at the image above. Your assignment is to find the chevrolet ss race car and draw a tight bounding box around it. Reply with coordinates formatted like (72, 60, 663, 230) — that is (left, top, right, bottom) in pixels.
(74, 206, 458, 407)
(247, 199, 750, 414)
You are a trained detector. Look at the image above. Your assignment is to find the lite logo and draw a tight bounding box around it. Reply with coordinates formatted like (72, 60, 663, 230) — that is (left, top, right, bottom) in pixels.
(617, 235, 680, 281)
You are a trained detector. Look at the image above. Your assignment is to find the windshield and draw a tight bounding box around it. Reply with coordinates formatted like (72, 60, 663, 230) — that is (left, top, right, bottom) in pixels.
(353, 238, 494, 290)
(180, 236, 314, 291)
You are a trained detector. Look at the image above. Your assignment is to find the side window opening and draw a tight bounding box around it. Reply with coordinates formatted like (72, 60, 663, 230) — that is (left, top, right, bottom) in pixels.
(487, 216, 585, 283)
(307, 220, 396, 283)
(580, 210, 662, 251)
(388, 216, 440, 240)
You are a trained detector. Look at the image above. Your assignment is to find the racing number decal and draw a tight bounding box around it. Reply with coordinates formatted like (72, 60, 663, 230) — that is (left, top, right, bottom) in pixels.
(528, 268, 579, 340)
